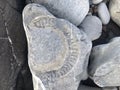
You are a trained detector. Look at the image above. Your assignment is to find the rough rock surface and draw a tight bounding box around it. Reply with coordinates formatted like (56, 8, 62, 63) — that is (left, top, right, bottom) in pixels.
(26, 0, 89, 26)
(79, 15, 102, 41)
(0, 0, 27, 90)
(23, 3, 92, 90)
(89, 37, 120, 87)
(109, 0, 120, 27)
(98, 2, 110, 25)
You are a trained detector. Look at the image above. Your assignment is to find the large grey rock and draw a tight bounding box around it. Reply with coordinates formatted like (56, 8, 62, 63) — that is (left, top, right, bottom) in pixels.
(0, 0, 27, 90)
(23, 3, 92, 90)
(89, 37, 120, 87)
(79, 15, 102, 41)
(26, 0, 89, 26)
(109, 0, 120, 27)
(98, 2, 110, 25)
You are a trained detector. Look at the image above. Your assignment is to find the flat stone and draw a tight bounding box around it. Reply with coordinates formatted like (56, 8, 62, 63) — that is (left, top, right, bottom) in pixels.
(89, 37, 120, 87)
(26, 0, 89, 26)
(109, 0, 120, 27)
(92, 0, 103, 4)
(98, 2, 110, 25)
(102, 87, 117, 90)
(23, 3, 92, 90)
(0, 0, 27, 90)
(79, 15, 102, 41)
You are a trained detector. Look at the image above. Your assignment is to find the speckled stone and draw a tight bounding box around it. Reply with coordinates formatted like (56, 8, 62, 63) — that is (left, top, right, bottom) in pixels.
(89, 37, 120, 87)
(109, 0, 120, 27)
(26, 0, 89, 26)
(79, 15, 102, 41)
(23, 3, 92, 90)
(102, 87, 117, 90)
(98, 2, 110, 25)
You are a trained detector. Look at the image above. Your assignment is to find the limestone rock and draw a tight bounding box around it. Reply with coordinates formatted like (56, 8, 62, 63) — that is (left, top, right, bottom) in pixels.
(89, 37, 120, 87)
(79, 15, 102, 41)
(23, 3, 92, 90)
(109, 0, 120, 27)
(98, 2, 110, 25)
(92, 0, 103, 4)
(26, 0, 89, 26)
(0, 0, 27, 90)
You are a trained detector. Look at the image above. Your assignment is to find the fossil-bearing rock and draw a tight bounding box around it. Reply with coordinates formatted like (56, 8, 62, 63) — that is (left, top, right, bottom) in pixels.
(0, 0, 27, 90)
(89, 37, 120, 87)
(23, 3, 92, 90)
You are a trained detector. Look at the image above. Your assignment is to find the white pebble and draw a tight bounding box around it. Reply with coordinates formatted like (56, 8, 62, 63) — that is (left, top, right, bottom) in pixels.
(92, 0, 103, 4)
(98, 2, 110, 25)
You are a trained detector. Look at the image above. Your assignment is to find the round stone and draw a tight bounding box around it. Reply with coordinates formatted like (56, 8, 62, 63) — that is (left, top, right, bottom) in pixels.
(79, 15, 102, 41)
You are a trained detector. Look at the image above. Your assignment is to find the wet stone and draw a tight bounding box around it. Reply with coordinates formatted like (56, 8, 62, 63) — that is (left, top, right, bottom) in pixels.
(23, 3, 92, 90)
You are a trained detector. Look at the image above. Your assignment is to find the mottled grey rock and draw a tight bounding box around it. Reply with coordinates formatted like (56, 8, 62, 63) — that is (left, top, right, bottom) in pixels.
(89, 37, 120, 87)
(109, 0, 120, 27)
(26, 0, 89, 26)
(79, 15, 102, 41)
(92, 0, 103, 4)
(98, 2, 110, 25)
(23, 3, 92, 90)
(0, 0, 27, 90)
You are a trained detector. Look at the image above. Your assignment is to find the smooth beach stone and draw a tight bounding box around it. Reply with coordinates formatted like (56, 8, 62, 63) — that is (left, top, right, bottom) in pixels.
(27, 0, 89, 26)
(79, 15, 102, 41)
(102, 87, 117, 90)
(92, 0, 103, 4)
(89, 37, 120, 87)
(0, 0, 27, 90)
(109, 0, 120, 27)
(23, 3, 92, 90)
(98, 2, 110, 25)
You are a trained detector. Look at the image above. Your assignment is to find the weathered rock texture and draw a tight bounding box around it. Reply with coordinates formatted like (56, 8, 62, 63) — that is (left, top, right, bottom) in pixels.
(26, 0, 89, 26)
(79, 15, 102, 41)
(23, 3, 92, 90)
(89, 37, 120, 87)
(109, 0, 120, 27)
(0, 0, 27, 90)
